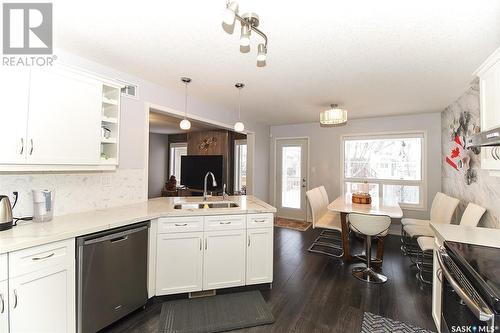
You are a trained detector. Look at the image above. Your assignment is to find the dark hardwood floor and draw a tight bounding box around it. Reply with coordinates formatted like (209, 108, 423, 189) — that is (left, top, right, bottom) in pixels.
(102, 227, 435, 333)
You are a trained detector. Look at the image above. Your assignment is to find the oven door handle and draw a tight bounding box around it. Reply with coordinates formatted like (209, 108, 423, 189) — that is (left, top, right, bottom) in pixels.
(437, 247, 494, 322)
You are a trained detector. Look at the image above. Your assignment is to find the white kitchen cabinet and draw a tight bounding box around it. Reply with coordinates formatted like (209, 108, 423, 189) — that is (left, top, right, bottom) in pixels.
(156, 232, 203, 295)
(0, 280, 8, 333)
(0, 67, 30, 164)
(9, 265, 74, 333)
(203, 229, 246, 290)
(8, 239, 75, 333)
(246, 227, 274, 285)
(27, 67, 102, 165)
(476, 47, 500, 171)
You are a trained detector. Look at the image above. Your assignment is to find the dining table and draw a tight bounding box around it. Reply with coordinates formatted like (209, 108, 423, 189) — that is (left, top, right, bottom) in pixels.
(327, 194, 403, 264)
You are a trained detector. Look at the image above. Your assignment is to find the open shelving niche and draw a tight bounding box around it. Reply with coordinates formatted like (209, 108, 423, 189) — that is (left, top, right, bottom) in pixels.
(100, 84, 121, 166)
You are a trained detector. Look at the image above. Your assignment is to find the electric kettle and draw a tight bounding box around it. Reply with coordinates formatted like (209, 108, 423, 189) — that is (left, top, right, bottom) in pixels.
(0, 195, 13, 231)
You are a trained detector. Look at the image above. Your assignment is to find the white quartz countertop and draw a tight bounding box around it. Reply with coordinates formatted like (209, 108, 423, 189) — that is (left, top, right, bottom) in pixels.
(0, 195, 276, 254)
(430, 223, 500, 248)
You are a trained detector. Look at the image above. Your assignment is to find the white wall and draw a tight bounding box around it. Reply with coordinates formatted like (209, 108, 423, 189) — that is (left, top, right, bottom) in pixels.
(0, 49, 270, 218)
(269, 112, 442, 221)
(148, 133, 169, 198)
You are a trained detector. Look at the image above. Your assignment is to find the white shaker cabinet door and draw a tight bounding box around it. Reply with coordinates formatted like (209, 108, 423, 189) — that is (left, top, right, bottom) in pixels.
(0, 280, 8, 333)
(9, 264, 75, 333)
(246, 227, 274, 285)
(27, 67, 102, 165)
(203, 230, 246, 290)
(0, 67, 30, 164)
(156, 232, 204, 295)
(479, 61, 500, 170)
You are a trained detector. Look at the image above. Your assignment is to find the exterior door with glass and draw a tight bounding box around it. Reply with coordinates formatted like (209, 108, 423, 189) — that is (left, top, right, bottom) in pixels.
(276, 138, 308, 220)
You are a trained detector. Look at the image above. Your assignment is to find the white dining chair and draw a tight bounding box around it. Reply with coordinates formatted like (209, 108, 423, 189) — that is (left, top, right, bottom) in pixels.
(306, 186, 343, 258)
(349, 213, 391, 284)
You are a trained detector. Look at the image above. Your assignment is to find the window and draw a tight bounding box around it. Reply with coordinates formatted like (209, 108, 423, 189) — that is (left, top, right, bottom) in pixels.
(169, 143, 187, 186)
(234, 140, 247, 193)
(342, 132, 425, 209)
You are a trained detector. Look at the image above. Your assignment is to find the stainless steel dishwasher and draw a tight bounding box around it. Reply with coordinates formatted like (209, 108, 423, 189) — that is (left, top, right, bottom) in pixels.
(76, 221, 150, 333)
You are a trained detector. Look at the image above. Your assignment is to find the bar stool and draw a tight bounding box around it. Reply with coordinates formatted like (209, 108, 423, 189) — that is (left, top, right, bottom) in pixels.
(349, 213, 391, 284)
(415, 202, 486, 284)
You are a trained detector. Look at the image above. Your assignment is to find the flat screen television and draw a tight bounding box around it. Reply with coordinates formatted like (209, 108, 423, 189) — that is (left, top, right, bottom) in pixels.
(180, 155, 223, 191)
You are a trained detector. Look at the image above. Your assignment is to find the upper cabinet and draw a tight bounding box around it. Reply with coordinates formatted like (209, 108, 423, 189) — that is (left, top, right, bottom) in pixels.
(0, 65, 121, 171)
(475, 47, 500, 170)
(0, 67, 30, 164)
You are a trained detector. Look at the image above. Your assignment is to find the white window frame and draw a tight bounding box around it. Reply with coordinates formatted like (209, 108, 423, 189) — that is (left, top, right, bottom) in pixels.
(169, 142, 187, 185)
(340, 131, 427, 211)
(234, 139, 247, 193)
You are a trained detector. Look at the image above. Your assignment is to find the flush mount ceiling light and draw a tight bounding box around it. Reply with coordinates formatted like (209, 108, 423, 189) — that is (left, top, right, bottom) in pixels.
(179, 77, 192, 130)
(222, 1, 268, 67)
(234, 83, 245, 132)
(320, 104, 348, 125)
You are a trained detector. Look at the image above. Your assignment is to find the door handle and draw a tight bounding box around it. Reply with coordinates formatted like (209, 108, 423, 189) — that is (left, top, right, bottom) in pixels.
(110, 236, 128, 244)
(0, 293, 4, 314)
(219, 221, 232, 225)
(29, 139, 34, 155)
(248, 235, 251, 247)
(13, 289, 17, 309)
(175, 223, 188, 227)
(20, 138, 24, 155)
(199, 238, 202, 251)
(205, 237, 208, 250)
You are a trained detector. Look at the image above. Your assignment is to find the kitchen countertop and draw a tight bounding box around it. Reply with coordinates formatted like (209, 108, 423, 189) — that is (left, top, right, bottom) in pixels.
(430, 223, 500, 248)
(0, 195, 276, 254)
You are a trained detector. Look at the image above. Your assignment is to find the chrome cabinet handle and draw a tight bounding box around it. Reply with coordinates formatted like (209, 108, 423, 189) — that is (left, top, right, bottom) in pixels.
(219, 221, 232, 225)
(205, 238, 208, 250)
(175, 223, 188, 227)
(254, 219, 266, 223)
(13, 289, 17, 309)
(248, 235, 251, 247)
(199, 238, 202, 251)
(20, 138, 24, 155)
(29, 139, 33, 155)
(437, 247, 493, 322)
(32, 252, 55, 261)
(0, 293, 4, 314)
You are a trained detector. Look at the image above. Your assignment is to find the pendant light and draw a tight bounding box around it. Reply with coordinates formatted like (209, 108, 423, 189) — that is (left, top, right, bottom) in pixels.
(320, 104, 348, 125)
(234, 83, 245, 132)
(179, 77, 192, 130)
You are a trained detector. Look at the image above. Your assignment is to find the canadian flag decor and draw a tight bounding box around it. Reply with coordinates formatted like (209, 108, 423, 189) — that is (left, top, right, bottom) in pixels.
(445, 135, 470, 172)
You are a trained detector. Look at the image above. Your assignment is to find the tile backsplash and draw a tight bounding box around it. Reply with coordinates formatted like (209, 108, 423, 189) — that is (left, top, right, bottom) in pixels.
(0, 169, 146, 218)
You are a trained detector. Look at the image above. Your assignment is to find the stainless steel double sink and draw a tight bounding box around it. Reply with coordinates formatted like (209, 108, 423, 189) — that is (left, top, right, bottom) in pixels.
(173, 202, 239, 210)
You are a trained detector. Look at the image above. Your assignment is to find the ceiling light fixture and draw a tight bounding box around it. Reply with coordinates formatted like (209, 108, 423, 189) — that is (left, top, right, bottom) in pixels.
(179, 77, 192, 130)
(222, 1, 269, 67)
(320, 104, 348, 125)
(234, 83, 245, 132)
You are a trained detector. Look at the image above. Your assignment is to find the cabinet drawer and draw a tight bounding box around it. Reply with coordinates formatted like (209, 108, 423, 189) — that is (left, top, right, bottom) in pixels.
(157, 216, 204, 234)
(247, 213, 274, 229)
(204, 215, 246, 231)
(9, 239, 74, 278)
(0, 254, 6, 281)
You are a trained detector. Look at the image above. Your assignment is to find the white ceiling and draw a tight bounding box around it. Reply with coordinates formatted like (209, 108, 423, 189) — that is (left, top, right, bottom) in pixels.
(55, 0, 500, 125)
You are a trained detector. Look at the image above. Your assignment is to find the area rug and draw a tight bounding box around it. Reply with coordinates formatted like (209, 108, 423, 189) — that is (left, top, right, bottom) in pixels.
(159, 291, 275, 333)
(361, 312, 435, 333)
(274, 217, 311, 231)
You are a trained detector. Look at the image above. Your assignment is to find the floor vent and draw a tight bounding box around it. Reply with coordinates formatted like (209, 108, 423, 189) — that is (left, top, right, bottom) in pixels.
(189, 290, 216, 298)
